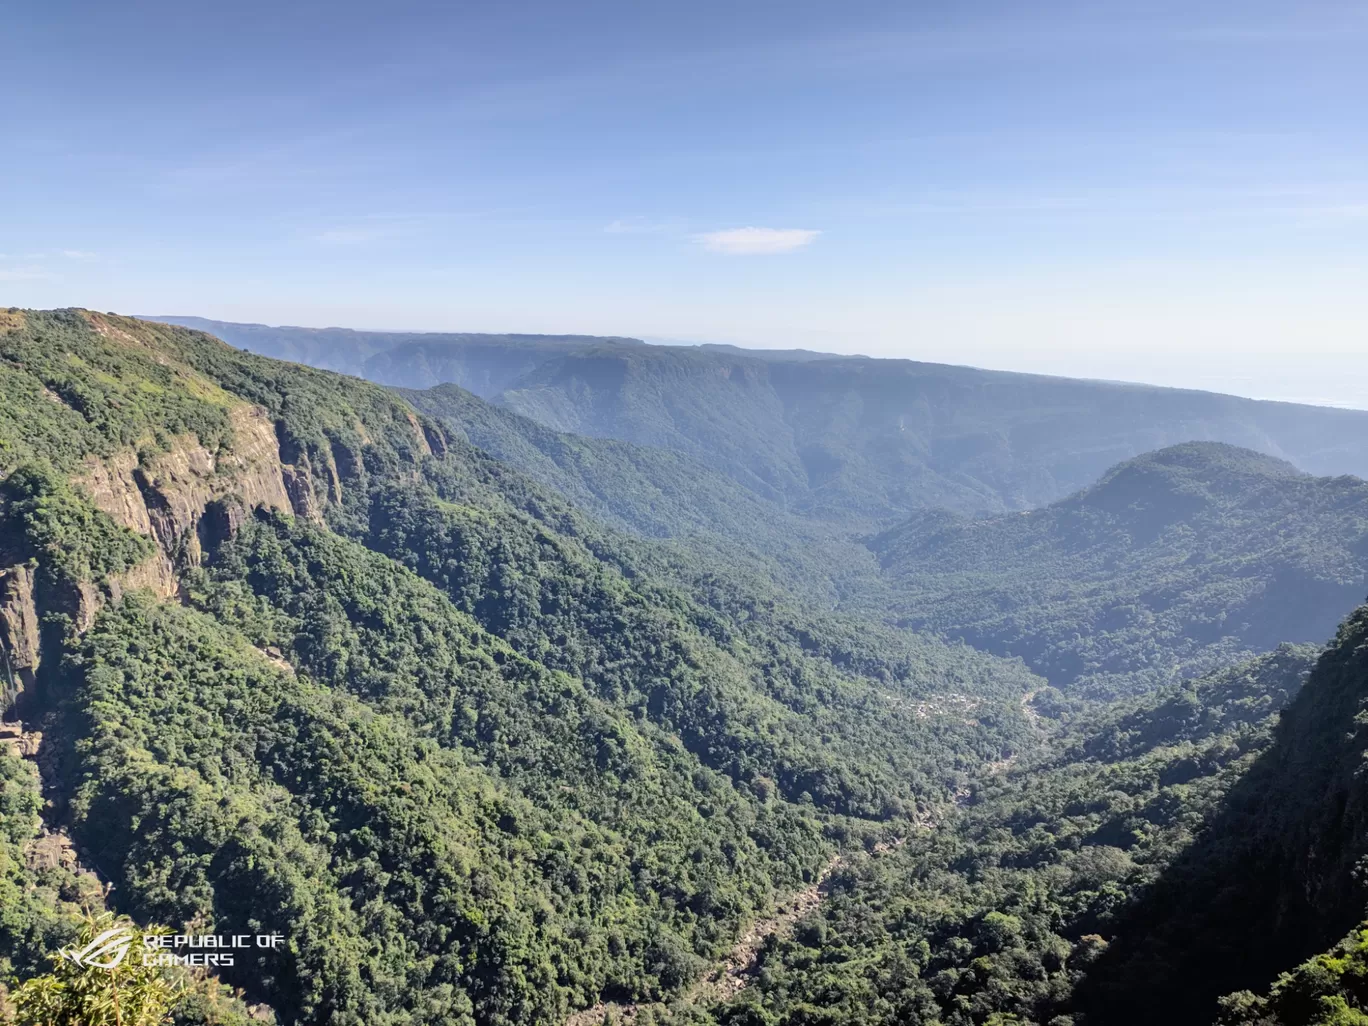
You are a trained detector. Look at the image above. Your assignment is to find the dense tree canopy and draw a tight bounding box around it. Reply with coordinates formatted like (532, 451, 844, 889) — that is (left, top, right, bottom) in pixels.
(0, 311, 1036, 1024)
(870, 443, 1368, 696)
(4, 309, 1368, 1026)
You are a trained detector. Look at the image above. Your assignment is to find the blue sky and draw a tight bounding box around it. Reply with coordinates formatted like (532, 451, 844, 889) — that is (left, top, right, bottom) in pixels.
(4, 0, 1367, 405)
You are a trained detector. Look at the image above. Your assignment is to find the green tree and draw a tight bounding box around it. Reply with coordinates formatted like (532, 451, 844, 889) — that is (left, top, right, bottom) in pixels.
(9, 910, 179, 1026)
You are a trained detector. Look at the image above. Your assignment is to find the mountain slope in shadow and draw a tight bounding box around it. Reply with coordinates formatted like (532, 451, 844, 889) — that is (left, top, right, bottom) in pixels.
(1074, 602, 1368, 1024)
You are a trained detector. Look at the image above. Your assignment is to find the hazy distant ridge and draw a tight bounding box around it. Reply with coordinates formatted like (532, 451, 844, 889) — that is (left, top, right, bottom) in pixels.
(150, 315, 1368, 520)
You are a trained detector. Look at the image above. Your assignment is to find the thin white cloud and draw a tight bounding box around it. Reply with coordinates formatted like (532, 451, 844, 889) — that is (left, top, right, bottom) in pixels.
(61, 249, 99, 260)
(694, 227, 821, 255)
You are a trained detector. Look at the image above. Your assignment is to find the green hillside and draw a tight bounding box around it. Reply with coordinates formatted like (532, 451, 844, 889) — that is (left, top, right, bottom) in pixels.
(10, 307, 1368, 1026)
(397, 382, 894, 608)
(399, 381, 813, 543)
(402, 393, 1368, 705)
(149, 317, 1368, 523)
(0, 309, 1040, 1024)
(1072, 601, 1368, 1025)
(870, 442, 1368, 695)
(494, 350, 1368, 521)
(705, 642, 1321, 1026)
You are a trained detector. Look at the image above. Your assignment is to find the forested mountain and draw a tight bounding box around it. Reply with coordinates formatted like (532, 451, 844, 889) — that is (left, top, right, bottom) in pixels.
(153, 316, 643, 388)
(708, 643, 1322, 1026)
(491, 350, 1368, 521)
(151, 315, 402, 376)
(703, 601, 1368, 1025)
(395, 387, 1368, 700)
(693, 343, 849, 363)
(150, 316, 1368, 522)
(397, 382, 893, 609)
(0, 309, 1040, 1024)
(869, 443, 1368, 696)
(8, 307, 1368, 1026)
(1077, 603, 1368, 1026)
(399, 382, 812, 543)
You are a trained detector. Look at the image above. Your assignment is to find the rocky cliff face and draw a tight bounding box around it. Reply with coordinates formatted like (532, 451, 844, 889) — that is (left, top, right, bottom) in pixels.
(75, 404, 301, 592)
(2, 309, 451, 725)
(3, 399, 361, 722)
(0, 564, 40, 708)
(2, 403, 314, 712)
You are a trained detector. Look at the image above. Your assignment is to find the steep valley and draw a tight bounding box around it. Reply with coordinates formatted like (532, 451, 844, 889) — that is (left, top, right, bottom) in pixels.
(3, 309, 1368, 1026)
(0, 310, 1038, 1025)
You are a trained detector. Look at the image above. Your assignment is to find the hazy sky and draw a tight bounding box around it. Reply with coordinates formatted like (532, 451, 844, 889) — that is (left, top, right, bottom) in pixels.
(5, 1, 1367, 406)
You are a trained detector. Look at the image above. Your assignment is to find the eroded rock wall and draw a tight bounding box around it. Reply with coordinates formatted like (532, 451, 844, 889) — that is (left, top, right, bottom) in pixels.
(0, 564, 40, 710)
(76, 404, 302, 579)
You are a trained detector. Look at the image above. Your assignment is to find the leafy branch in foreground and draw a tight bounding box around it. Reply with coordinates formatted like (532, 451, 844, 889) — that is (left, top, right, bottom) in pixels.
(7, 909, 179, 1026)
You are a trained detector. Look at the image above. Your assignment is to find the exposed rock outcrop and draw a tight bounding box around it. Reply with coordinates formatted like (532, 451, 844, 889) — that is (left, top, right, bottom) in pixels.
(38, 577, 102, 634)
(421, 421, 448, 459)
(24, 825, 78, 872)
(280, 463, 321, 520)
(406, 411, 435, 457)
(76, 404, 299, 575)
(0, 721, 42, 759)
(0, 564, 40, 708)
(107, 556, 179, 605)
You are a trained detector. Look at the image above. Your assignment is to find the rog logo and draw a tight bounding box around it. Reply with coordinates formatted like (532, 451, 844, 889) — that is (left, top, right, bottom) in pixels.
(59, 927, 135, 970)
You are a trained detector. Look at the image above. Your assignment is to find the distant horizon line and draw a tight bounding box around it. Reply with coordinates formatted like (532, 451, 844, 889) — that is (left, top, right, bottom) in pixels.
(136, 310, 1368, 416)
